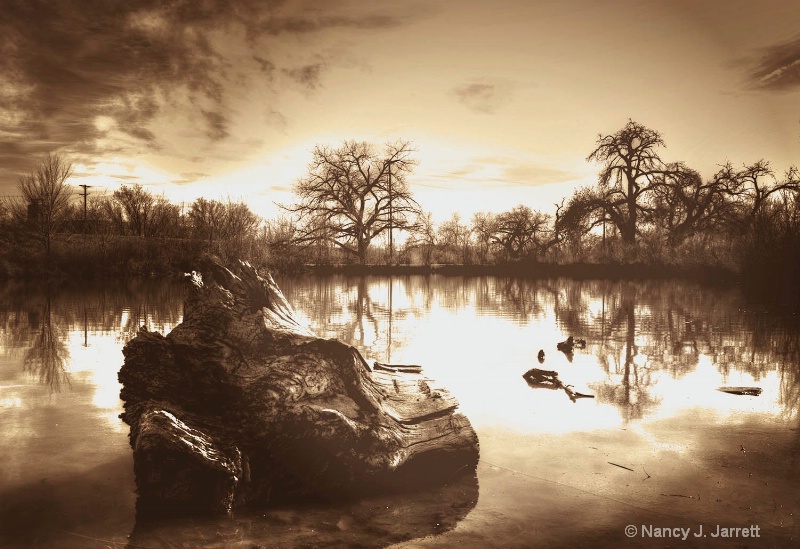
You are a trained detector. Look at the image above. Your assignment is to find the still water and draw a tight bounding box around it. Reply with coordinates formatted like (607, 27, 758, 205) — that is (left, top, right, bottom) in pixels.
(1, 275, 798, 548)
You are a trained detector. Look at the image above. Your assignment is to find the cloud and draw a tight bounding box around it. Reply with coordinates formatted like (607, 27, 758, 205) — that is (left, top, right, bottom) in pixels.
(249, 13, 403, 36)
(201, 109, 229, 141)
(109, 174, 142, 181)
(170, 172, 209, 185)
(0, 0, 413, 188)
(283, 63, 326, 90)
(253, 55, 276, 77)
(434, 156, 580, 188)
(451, 79, 516, 114)
(0, 0, 253, 179)
(747, 33, 800, 91)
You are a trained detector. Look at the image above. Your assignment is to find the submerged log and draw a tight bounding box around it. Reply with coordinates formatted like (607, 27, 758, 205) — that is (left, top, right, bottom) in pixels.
(119, 261, 479, 515)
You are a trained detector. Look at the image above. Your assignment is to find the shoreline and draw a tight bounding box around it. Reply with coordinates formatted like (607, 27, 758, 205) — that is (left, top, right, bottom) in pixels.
(306, 261, 738, 285)
(0, 259, 740, 286)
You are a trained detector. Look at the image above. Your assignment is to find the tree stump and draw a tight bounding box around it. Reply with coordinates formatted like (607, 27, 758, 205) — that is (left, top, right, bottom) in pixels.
(119, 261, 479, 515)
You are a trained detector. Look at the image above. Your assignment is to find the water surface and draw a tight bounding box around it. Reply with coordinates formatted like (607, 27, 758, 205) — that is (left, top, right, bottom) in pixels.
(1, 275, 798, 547)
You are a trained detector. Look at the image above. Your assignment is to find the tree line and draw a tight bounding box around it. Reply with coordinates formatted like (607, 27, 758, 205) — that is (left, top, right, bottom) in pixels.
(2, 120, 799, 303)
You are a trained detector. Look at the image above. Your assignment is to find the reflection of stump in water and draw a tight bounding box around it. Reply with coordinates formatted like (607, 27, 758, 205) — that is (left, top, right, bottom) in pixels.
(522, 368, 593, 403)
(127, 468, 479, 548)
(119, 260, 479, 517)
(24, 297, 70, 393)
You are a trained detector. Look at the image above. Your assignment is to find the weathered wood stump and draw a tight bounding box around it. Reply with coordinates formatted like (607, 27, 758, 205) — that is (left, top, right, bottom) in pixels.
(119, 261, 479, 515)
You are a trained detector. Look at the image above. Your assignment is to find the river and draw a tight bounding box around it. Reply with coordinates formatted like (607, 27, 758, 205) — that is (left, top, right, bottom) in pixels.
(1, 274, 798, 548)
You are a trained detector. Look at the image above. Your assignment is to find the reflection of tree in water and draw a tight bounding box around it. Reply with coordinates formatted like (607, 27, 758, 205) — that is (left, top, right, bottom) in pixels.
(0, 279, 184, 360)
(23, 295, 70, 393)
(552, 278, 800, 418)
(279, 274, 800, 418)
(745, 311, 800, 417)
(480, 277, 554, 322)
(343, 278, 380, 349)
(591, 295, 660, 421)
(277, 275, 423, 361)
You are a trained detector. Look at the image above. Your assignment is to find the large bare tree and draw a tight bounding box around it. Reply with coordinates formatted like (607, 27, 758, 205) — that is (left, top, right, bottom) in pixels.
(285, 140, 421, 263)
(585, 119, 669, 244)
(8, 153, 74, 254)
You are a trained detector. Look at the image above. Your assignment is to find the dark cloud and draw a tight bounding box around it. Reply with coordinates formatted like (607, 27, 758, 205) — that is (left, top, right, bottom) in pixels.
(452, 80, 511, 114)
(0, 0, 410, 187)
(0, 0, 257, 180)
(253, 55, 276, 77)
(747, 33, 800, 91)
(201, 109, 229, 141)
(253, 13, 400, 35)
(282, 63, 326, 90)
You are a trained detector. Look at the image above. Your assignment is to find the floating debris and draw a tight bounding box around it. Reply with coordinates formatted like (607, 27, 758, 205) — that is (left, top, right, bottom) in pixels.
(608, 462, 634, 472)
(556, 336, 574, 353)
(522, 368, 594, 403)
(718, 387, 762, 396)
(374, 362, 423, 374)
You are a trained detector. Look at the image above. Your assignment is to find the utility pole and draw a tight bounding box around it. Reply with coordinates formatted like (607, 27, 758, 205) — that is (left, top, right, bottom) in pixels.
(388, 161, 394, 265)
(79, 184, 92, 233)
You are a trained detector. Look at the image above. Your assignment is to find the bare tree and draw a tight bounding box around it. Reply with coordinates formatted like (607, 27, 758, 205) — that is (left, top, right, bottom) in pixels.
(221, 200, 260, 241)
(490, 205, 551, 261)
(113, 184, 156, 237)
(471, 212, 495, 264)
(95, 196, 127, 235)
(189, 197, 227, 244)
(149, 197, 182, 238)
(649, 163, 730, 246)
(7, 153, 74, 254)
(220, 200, 261, 259)
(404, 211, 436, 266)
(712, 160, 800, 229)
(263, 215, 302, 264)
(585, 119, 669, 244)
(285, 140, 421, 264)
(437, 213, 471, 264)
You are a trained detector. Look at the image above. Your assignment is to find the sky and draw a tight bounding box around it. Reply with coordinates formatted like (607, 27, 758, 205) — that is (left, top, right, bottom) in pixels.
(1, 0, 799, 222)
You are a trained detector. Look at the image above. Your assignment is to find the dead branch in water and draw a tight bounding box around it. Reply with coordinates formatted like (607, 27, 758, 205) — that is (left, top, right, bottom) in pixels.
(522, 368, 594, 403)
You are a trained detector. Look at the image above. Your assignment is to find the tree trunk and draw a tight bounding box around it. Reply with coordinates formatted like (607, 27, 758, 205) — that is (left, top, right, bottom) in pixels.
(119, 260, 478, 515)
(624, 191, 637, 244)
(357, 236, 368, 264)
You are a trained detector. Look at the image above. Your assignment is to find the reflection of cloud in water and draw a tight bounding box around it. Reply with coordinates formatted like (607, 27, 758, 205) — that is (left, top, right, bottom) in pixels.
(65, 331, 126, 430)
(647, 360, 784, 421)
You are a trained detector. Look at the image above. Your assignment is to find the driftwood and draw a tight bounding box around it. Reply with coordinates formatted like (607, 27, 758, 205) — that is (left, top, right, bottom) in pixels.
(118, 261, 478, 515)
(522, 367, 594, 403)
(718, 386, 763, 396)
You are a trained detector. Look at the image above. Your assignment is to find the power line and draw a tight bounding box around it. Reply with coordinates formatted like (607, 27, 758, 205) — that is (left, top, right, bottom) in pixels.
(78, 184, 92, 230)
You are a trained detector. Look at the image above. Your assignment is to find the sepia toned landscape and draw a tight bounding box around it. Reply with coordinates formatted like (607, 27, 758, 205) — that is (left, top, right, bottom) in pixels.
(1, 1, 799, 547)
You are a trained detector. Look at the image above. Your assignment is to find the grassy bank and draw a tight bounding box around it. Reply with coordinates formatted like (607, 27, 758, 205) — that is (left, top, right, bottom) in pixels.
(2, 230, 796, 313)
